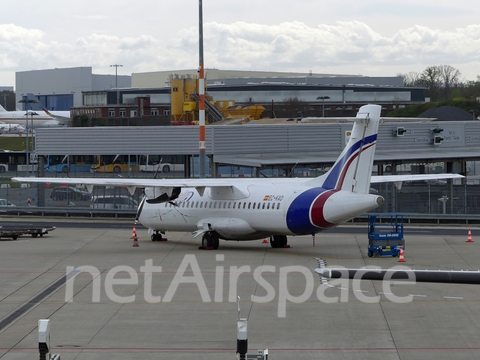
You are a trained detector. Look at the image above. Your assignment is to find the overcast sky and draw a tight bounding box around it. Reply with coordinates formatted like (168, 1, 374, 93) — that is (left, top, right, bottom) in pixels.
(1, 0, 479, 88)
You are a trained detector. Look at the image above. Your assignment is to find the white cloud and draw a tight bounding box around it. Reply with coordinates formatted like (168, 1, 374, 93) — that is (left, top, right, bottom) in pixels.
(2, 20, 480, 86)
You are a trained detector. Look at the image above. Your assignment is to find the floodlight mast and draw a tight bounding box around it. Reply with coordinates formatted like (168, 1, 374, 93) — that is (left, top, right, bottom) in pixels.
(198, 0, 206, 179)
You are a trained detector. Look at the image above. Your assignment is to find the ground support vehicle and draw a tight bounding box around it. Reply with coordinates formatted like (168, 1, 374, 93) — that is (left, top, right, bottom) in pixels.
(367, 214, 405, 257)
(0, 224, 56, 240)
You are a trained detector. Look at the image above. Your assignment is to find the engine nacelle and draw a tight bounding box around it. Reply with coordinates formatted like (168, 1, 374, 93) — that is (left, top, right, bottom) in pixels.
(145, 186, 181, 204)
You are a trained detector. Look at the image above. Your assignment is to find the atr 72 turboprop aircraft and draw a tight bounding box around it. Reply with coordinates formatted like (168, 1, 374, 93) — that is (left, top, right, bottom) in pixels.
(13, 105, 462, 250)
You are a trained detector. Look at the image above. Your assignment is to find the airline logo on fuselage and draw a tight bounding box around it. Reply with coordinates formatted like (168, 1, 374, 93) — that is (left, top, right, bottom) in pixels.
(175, 191, 195, 205)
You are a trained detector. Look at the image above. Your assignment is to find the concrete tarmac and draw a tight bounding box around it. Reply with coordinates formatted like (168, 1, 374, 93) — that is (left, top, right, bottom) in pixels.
(0, 220, 479, 360)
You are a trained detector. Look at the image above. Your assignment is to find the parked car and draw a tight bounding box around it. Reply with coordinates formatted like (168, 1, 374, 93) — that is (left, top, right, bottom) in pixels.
(91, 195, 138, 210)
(50, 187, 90, 201)
(0, 199, 15, 206)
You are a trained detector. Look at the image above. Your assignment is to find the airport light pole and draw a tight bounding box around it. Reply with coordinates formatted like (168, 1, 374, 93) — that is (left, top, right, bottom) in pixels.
(316, 96, 330, 117)
(18, 98, 38, 177)
(110, 64, 123, 88)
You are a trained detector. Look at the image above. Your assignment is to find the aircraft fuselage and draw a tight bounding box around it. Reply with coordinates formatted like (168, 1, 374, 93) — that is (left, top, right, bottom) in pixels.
(139, 185, 383, 240)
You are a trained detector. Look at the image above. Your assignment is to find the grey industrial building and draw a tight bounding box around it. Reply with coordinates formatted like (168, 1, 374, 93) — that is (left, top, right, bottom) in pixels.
(16, 67, 422, 114)
(15, 67, 131, 111)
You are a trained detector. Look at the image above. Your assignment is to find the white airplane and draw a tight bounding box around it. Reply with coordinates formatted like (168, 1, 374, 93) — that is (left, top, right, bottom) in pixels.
(0, 123, 26, 134)
(0, 105, 70, 127)
(13, 104, 463, 250)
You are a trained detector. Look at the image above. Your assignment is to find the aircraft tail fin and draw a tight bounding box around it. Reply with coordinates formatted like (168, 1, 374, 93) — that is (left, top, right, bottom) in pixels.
(306, 104, 381, 194)
(0, 105, 6, 112)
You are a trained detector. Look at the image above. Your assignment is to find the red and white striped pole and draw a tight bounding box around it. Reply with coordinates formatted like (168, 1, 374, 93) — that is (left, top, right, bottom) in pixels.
(198, 0, 206, 179)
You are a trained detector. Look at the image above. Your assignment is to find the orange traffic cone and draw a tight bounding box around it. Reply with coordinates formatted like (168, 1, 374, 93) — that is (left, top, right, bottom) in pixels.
(466, 228, 474, 243)
(262, 238, 268, 244)
(132, 225, 139, 247)
(398, 246, 405, 262)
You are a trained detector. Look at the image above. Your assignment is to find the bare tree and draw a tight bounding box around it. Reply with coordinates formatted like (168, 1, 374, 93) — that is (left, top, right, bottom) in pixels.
(420, 66, 442, 101)
(283, 96, 306, 117)
(438, 65, 461, 99)
(398, 72, 423, 87)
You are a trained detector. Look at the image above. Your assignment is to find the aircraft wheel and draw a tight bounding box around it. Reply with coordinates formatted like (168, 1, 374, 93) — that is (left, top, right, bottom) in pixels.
(213, 235, 219, 250)
(202, 235, 209, 249)
(373, 252, 380, 258)
(151, 234, 156, 241)
(270, 236, 279, 248)
(270, 235, 287, 248)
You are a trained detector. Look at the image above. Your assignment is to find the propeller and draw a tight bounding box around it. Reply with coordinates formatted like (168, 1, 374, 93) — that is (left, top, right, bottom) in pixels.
(152, 157, 163, 179)
(134, 158, 173, 225)
(135, 193, 147, 224)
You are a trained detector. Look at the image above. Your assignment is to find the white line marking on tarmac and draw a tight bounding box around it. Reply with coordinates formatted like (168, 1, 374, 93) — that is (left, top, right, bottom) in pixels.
(379, 292, 394, 295)
(443, 296, 464, 300)
(409, 294, 428, 297)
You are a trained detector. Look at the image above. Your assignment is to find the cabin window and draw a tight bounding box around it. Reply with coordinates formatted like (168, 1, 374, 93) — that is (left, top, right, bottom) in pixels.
(267, 203, 270, 209)
(253, 203, 256, 209)
(199, 201, 203, 208)
(248, 203, 251, 209)
(228, 202, 231, 209)
(233, 202, 236, 209)
(272, 203, 275, 210)
(223, 202, 227, 209)
(214, 202, 217, 209)
(262, 203, 266, 209)
(277, 203, 281, 210)
(209, 202, 213, 208)
(243, 202, 246, 209)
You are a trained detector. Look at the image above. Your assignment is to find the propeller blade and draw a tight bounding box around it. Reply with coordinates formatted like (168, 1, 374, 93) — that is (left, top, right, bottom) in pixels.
(135, 196, 147, 223)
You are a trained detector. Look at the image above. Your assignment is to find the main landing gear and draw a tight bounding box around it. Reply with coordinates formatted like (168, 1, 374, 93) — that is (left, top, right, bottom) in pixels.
(151, 231, 166, 241)
(201, 232, 220, 250)
(270, 235, 288, 248)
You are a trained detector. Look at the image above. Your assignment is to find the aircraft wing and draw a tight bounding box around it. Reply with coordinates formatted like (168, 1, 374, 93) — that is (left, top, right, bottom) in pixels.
(13, 177, 240, 188)
(13, 174, 463, 189)
(11, 177, 253, 198)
